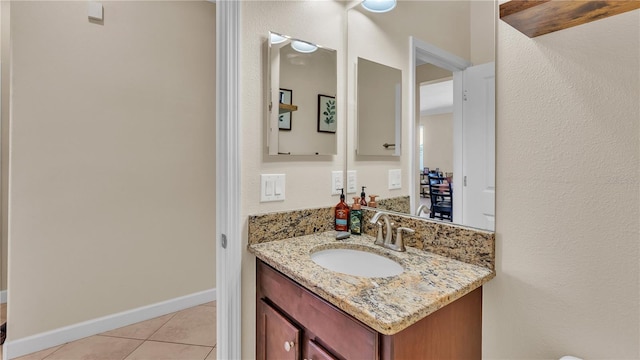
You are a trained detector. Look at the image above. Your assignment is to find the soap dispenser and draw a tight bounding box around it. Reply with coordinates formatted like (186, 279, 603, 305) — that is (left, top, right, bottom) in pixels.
(334, 188, 350, 232)
(368, 195, 378, 208)
(350, 197, 363, 235)
(359, 186, 367, 206)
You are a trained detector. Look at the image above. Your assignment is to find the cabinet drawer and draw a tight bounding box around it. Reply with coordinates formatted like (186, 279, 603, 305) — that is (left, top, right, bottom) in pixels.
(257, 260, 378, 359)
(306, 340, 338, 360)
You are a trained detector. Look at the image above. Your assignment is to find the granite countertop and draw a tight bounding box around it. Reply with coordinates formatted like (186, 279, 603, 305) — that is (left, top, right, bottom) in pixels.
(249, 231, 495, 335)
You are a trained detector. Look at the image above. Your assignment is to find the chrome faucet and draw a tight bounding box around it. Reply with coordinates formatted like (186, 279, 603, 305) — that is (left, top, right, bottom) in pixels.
(370, 211, 393, 247)
(416, 204, 429, 216)
(369, 211, 413, 252)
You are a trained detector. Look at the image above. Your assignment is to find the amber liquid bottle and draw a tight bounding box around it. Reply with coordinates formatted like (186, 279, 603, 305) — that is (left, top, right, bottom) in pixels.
(334, 189, 350, 232)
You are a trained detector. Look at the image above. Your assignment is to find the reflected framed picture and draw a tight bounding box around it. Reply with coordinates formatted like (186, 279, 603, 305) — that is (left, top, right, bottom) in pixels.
(317, 94, 336, 133)
(279, 88, 292, 131)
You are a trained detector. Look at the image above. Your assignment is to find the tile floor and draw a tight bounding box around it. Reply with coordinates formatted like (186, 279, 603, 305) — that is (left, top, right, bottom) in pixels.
(1, 302, 216, 360)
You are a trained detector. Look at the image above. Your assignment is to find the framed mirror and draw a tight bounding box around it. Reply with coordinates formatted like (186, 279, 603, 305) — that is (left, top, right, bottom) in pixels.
(346, 1, 496, 231)
(356, 57, 401, 156)
(266, 31, 338, 156)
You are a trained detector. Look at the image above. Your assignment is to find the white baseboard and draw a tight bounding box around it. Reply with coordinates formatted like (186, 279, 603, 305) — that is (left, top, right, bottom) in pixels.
(3, 288, 216, 360)
(0, 290, 6, 304)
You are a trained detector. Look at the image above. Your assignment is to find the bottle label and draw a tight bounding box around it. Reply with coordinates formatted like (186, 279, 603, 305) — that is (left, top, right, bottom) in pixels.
(350, 214, 361, 234)
(336, 209, 349, 231)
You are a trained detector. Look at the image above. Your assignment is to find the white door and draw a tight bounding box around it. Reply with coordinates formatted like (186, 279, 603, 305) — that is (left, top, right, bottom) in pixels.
(462, 62, 495, 230)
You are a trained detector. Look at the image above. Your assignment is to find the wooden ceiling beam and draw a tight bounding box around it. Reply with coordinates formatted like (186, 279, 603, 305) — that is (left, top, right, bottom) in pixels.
(500, 0, 640, 38)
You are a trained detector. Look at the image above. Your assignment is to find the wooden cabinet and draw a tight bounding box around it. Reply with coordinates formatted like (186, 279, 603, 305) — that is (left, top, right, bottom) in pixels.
(306, 340, 338, 360)
(258, 299, 301, 360)
(256, 259, 482, 360)
(257, 260, 377, 360)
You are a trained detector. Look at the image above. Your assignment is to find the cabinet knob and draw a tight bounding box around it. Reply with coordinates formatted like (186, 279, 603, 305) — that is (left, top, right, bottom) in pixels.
(284, 341, 295, 352)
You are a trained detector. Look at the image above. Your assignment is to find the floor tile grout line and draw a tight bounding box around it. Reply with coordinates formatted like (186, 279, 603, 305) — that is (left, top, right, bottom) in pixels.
(17, 302, 217, 360)
(138, 338, 216, 348)
(146, 311, 181, 341)
(98, 333, 148, 341)
(205, 345, 217, 360)
(40, 342, 70, 360)
(98, 310, 179, 343)
(119, 337, 147, 360)
(146, 305, 216, 346)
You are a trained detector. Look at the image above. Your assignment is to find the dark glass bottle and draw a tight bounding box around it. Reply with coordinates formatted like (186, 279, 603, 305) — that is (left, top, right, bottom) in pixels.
(334, 189, 350, 232)
(350, 197, 363, 235)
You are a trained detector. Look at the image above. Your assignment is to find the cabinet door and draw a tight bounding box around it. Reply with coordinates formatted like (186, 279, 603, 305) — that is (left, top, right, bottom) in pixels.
(257, 299, 301, 360)
(258, 261, 378, 359)
(306, 340, 338, 360)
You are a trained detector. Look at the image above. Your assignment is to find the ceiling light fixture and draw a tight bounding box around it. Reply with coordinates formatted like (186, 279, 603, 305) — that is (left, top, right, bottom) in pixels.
(291, 40, 318, 54)
(270, 33, 288, 44)
(361, 0, 396, 13)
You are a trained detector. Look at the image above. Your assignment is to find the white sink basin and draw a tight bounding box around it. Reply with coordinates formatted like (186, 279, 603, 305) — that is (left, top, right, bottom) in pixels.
(310, 248, 403, 278)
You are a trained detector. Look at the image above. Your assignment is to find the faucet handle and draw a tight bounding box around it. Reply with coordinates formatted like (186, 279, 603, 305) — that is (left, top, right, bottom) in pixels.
(397, 227, 415, 234)
(392, 227, 415, 252)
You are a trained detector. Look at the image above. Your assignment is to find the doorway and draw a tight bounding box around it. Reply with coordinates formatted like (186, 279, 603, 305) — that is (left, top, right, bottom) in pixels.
(409, 37, 496, 230)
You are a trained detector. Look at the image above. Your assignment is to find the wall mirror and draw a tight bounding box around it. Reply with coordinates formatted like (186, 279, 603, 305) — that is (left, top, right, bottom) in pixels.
(266, 31, 338, 156)
(356, 57, 401, 156)
(346, 1, 496, 231)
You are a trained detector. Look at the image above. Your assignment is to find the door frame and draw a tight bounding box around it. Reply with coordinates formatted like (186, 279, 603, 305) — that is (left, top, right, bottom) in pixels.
(216, 0, 242, 359)
(408, 37, 471, 221)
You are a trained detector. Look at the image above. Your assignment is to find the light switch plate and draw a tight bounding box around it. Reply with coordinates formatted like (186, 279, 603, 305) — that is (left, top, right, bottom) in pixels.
(261, 174, 285, 202)
(88, 1, 103, 20)
(388, 169, 401, 190)
(331, 171, 344, 195)
(346, 171, 357, 194)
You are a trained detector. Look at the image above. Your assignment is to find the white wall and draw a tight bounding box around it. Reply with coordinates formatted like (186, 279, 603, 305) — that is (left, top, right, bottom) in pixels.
(485, 9, 639, 359)
(8, 1, 216, 341)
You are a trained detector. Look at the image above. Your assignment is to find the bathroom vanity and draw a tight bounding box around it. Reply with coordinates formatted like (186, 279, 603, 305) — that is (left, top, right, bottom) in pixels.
(250, 232, 495, 359)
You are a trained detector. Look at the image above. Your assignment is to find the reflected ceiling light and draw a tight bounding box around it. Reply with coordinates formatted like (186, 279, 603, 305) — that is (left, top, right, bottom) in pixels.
(291, 40, 318, 53)
(270, 33, 288, 44)
(361, 0, 396, 13)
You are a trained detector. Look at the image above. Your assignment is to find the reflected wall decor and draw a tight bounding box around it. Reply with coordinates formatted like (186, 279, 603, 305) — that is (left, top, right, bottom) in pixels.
(279, 88, 292, 131)
(317, 94, 336, 133)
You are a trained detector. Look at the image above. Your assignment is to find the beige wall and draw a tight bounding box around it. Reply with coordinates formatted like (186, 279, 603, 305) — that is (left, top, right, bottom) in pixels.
(421, 113, 453, 173)
(470, 0, 495, 65)
(239, 2, 640, 359)
(416, 63, 451, 83)
(357, 58, 401, 156)
(241, 1, 346, 358)
(486, 9, 639, 359)
(278, 44, 337, 155)
(1, 1, 9, 294)
(8, 1, 216, 340)
(347, 0, 471, 201)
